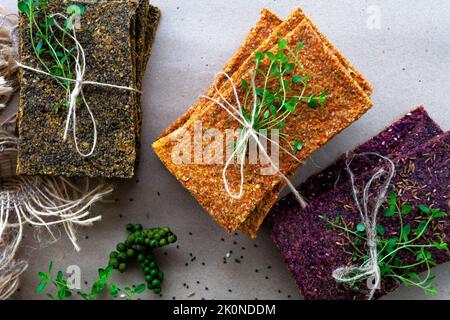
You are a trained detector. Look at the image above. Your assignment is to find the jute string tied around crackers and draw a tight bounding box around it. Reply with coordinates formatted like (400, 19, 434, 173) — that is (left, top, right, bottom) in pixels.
(332, 152, 396, 300)
(15, 13, 142, 157)
(201, 72, 307, 208)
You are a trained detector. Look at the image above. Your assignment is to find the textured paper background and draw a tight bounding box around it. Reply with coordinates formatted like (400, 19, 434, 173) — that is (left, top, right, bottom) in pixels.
(3, 0, 449, 300)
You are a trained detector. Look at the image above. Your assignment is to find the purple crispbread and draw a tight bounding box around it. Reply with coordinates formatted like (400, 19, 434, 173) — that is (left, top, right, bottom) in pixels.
(269, 107, 443, 224)
(271, 131, 450, 300)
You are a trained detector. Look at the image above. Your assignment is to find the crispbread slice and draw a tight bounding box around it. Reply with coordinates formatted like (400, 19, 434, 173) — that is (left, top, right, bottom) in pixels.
(17, 0, 140, 178)
(153, 18, 372, 236)
(157, 9, 282, 140)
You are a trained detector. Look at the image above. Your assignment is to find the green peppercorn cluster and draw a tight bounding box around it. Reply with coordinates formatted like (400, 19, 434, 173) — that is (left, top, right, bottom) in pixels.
(108, 224, 177, 294)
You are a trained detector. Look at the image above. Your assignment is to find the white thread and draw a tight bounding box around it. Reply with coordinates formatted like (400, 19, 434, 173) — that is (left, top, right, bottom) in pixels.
(201, 72, 307, 207)
(332, 152, 395, 300)
(15, 13, 141, 157)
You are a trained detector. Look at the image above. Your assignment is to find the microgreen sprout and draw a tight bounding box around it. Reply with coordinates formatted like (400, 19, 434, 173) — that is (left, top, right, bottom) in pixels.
(37, 261, 145, 300)
(37, 224, 177, 300)
(18, 0, 84, 111)
(239, 38, 329, 151)
(320, 192, 448, 296)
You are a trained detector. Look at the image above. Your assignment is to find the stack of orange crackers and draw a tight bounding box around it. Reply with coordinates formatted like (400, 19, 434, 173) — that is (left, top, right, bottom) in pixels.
(153, 7, 373, 237)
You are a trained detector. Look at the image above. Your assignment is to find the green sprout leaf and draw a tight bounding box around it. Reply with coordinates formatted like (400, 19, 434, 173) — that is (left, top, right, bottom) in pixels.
(278, 38, 288, 49)
(418, 204, 431, 215)
(293, 140, 303, 151)
(320, 192, 448, 297)
(356, 223, 365, 232)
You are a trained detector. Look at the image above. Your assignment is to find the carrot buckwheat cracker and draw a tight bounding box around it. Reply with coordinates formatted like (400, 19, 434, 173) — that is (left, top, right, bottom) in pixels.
(153, 8, 373, 237)
(17, 0, 160, 178)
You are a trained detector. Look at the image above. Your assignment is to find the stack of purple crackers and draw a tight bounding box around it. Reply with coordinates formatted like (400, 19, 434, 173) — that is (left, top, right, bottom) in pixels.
(269, 107, 449, 299)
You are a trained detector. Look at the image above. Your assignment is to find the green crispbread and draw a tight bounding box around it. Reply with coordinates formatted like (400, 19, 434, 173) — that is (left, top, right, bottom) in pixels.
(153, 14, 373, 236)
(17, 0, 158, 178)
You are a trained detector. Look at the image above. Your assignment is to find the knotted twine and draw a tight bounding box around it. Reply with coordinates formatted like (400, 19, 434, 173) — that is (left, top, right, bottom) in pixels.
(201, 72, 307, 208)
(15, 12, 142, 157)
(332, 152, 396, 300)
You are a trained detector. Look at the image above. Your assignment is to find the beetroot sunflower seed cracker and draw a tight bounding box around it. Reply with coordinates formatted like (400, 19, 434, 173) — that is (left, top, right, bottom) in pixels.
(271, 132, 449, 300)
(17, 0, 159, 178)
(153, 12, 372, 237)
(270, 107, 443, 224)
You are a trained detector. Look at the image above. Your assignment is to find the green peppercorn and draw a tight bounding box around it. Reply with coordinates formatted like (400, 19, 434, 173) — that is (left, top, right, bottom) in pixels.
(127, 234, 135, 243)
(153, 287, 161, 294)
(158, 271, 164, 280)
(162, 227, 170, 233)
(153, 233, 161, 241)
(147, 283, 154, 290)
(137, 254, 145, 263)
(146, 253, 155, 261)
(144, 267, 151, 274)
(150, 240, 158, 247)
(109, 251, 119, 259)
(133, 224, 143, 232)
(126, 224, 134, 232)
(119, 263, 127, 272)
(149, 261, 157, 268)
(168, 235, 177, 243)
(159, 238, 167, 246)
(151, 279, 161, 287)
(145, 275, 152, 282)
(116, 243, 126, 253)
(126, 248, 135, 257)
(143, 259, 150, 266)
(118, 252, 128, 261)
(109, 258, 119, 269)
(150, 269, 158, 277)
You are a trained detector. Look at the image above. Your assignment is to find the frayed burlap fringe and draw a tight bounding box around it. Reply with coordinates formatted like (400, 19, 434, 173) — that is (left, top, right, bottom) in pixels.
(0, 6, 18, 109)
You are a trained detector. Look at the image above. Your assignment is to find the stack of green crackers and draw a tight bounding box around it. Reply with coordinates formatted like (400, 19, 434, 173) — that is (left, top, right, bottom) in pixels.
(17, 0, 160, 178)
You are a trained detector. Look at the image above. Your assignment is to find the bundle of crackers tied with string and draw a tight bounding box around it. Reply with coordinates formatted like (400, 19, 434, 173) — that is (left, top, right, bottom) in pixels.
(17, 0, 160, 178)
(270, 107, 449, 299)
(153, 7, 373, 237)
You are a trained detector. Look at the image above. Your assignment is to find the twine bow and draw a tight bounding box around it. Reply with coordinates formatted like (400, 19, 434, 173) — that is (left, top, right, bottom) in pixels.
(332, 152, 396, 300)
(201, 72, 307, 207)
(15, 13, 141, 157)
